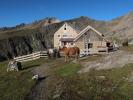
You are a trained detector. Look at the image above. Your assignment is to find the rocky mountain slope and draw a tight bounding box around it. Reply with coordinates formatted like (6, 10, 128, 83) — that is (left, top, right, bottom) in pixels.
(0, 12, 133, 61)
(106, 11, 133, 40)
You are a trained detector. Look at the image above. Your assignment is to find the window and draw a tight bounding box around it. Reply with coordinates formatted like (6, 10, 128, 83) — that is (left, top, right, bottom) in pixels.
(88, 43, 93, 48)
(102, 34, 105, 37)
(63, 35, 67, 37)
(63, 42, 67, 45)
(71, 43, 73, 45)
(64, 24, 67, 30)
(57, 35, 60, 37)
(64, 28, 66, 30)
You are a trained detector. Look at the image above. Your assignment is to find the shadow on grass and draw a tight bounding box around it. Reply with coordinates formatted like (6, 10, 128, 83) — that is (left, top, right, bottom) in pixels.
(37, 75, 50, 82)
(22, 64, 40, 70)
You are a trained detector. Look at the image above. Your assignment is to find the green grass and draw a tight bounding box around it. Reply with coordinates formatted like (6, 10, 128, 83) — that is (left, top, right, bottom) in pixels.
(0, 58, 48, 100)
(80, 54, 103, 62)
(0, 61, 33, 100)
(85, 63, 133, 100)
(57, 62, 80, 77)
(54, 63, 133, 100)
(1, 57, 133, 100)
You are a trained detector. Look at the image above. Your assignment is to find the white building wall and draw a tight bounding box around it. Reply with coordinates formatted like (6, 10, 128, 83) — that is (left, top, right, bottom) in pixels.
(54, 23, 78, 47)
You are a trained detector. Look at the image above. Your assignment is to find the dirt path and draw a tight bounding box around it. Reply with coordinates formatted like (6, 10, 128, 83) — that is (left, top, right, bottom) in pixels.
(79, 50, 133, 73)
(25, 64, 49, 100)
(25, 59, 64, 100)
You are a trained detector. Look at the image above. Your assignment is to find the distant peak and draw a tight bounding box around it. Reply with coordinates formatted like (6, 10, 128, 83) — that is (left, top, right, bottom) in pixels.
(79, 16, 89, 19)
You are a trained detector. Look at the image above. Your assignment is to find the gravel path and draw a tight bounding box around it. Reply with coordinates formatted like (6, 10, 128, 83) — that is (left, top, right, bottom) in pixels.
(79, 50, 133, 73)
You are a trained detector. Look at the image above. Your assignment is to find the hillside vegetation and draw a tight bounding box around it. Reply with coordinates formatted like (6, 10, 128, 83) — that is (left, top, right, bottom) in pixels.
(0, 12, 133, 61)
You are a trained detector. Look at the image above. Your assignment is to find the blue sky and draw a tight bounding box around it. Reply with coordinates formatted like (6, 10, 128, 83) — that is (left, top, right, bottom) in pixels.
(0, 0, 133, 27)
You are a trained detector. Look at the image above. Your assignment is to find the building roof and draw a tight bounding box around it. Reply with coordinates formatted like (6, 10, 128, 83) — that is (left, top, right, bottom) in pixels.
(54, 22, 109, 42)
(74, 25, 109, 42)
(54, 22, 88, 35)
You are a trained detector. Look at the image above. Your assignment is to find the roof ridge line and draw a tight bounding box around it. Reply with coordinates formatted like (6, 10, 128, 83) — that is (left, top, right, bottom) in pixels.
(74, 25, 108, 42)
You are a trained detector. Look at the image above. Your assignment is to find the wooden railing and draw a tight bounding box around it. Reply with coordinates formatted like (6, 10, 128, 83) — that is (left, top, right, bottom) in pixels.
(14, 51, 48, 62)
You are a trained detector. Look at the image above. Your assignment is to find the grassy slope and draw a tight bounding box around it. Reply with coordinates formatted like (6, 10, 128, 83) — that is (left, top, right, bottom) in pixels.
(55, 62, 133, 100)
(57, 62, 80, 77)
(0, 58, 47, 100)
(0, 61, 34, 100)
(0, 46, 133, 100)
(54, 47, 133, 100)
(0, 28, 38, 39)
